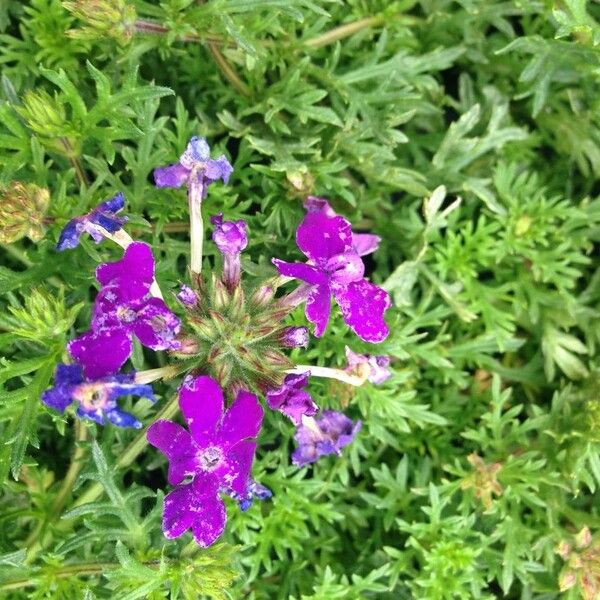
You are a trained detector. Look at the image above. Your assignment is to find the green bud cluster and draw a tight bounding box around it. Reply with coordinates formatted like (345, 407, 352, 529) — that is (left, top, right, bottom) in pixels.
(171, 275, 294, 396)
(63, 0, 137, 44)
(3, 289, 83, 348)
(0, 182, 50, 244)
(16, 91, 81, 158)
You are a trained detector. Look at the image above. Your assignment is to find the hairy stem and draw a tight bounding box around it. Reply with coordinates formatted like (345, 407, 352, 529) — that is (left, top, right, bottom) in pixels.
(287, 364, 368, 386)
(188, 180, 205, 275)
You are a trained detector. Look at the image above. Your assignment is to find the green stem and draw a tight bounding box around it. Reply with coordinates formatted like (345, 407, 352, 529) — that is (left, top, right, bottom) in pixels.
(207, 43, 251, 97)
(26, 394, 180, 561)
(303, 15, 385, 48)
(0, 560, 160, 591)
(0, 244, 63, 289)
(23, 421, 88, 549)
(50, 420, 89, 517)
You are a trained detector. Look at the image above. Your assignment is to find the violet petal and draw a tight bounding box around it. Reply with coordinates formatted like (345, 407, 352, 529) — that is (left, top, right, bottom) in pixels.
(154, 163, 190, 188)
(68, 328, 132, 379)
(178, 375, 224, 448)
(147, 419, 200, 485)
(333, 279, 391, 343)
(219, 390, 264, 450)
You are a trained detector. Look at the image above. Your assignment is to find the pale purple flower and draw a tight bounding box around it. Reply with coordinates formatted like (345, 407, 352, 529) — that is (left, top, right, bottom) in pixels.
(304, 196, 381, 257)
(273, 211, 391, 342)
(292, 411, 361, 467)
(56, 192, 128, 251)
(68, 243, 181, 379)
(280, 326, 309, 348)
(147, 375, 264, 547)
(345, 346, 392, 385)
(177, 284, 198, 307)
(42, 364, 155, 429)
(153, 137, 233, 196)
(211, 213, 247, 290)
(266, 372, 318, 425)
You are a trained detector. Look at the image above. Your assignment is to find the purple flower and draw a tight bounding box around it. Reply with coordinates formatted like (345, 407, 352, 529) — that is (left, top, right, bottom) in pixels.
(177, 284, 198, 308)
(345, 346, 392, 385)
(210, 213, 247, 290)
(237, 480, 272, 512)
(266, 372, 318, 425)
(280, 326, 309, 349)
(56, 192, 128, 251)
(153, 137, 233, 196)
(68, 243, 181, 379)
(304, 196, 381, 257)
(273, 211, 391, 342)
(292, 411, 362, 467)
(42, 364, 155, 429)
(147, 375, 264, 547)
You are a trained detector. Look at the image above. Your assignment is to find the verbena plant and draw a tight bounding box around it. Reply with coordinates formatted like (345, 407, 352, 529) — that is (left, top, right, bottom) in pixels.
(1, 1, 600, 598)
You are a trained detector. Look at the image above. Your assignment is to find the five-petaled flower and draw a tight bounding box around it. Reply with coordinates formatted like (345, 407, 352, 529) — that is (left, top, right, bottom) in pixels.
(68, 242, 181, 379)
(273, 210, 391, 342)
(153, 136, 233, 195)
(42, 364, 155, 429)
(345, 346, 392, 385)
(292, 411, 362, 466)
(56, 192, 128, 251)
(147, 375, 264, 547)
(266, 372, 318, 425)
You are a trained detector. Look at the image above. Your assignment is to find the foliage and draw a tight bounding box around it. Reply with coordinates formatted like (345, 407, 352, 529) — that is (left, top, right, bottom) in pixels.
(1, 0, 600, 598)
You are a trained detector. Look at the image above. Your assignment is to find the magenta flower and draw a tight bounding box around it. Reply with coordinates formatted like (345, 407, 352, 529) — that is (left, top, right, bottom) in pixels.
(304, 196, 381, 257)
(153, 137, 232, 195)
(273, 211, 391, 342)
(345, 346, 392, 385)
(68, 243, 181, 379)
(42, 364, 155, 429)
(266, 372, 318, 425)
(147, 375, 264, 547)
(280, 326, 309, 348)
(292, 411, 362, 467)
(56, 192, 128, 251)
(210, 213, 247, 290)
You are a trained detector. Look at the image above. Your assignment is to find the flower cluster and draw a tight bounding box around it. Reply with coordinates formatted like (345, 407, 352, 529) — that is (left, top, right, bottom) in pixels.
(41, 137, 393, 548)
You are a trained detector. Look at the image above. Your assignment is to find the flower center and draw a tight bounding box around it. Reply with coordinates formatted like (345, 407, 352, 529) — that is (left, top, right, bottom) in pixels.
(198, 446, 223, 471)
(75, 384, 109, 411)
(116, 306, 137, 323)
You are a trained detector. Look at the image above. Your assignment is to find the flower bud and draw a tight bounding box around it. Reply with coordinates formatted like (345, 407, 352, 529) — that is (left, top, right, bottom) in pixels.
(0, 182, 50, 244)
(176, 284, 198, 308)
(63, 0, 137, 44)
(280, 326, 309, 348)
(17, 91, 81, 157)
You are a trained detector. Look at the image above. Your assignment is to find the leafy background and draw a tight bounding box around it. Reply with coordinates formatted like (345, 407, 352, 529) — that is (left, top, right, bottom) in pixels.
(1, 0, 600, 598)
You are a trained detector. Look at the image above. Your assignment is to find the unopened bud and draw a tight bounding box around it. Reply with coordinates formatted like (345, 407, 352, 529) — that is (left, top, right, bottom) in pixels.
(280, 326, 309, 348)
(264, 349, 294, 369)
(212, 278, 230, 309)
(176, 284, 198, 308)
(0, 182, 50, 243)
(169, 336, 199, 357)
(575, 526, 592, 549)
(558, 570, 577, 592)
(251, 282, 276, 307)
